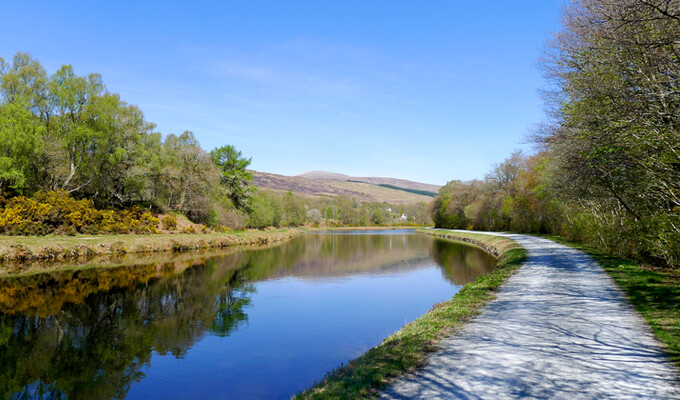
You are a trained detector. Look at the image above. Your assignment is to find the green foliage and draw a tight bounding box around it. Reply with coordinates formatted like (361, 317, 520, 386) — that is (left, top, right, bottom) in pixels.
(210, 145, 253, 211)
(248, 192, 282, 229)
(535, 0, 680, 267)
(431, 152, 561, 235)
(0, 52, 225, 225)
(282, 191, 305, 227)
(0, 102, 43, 195)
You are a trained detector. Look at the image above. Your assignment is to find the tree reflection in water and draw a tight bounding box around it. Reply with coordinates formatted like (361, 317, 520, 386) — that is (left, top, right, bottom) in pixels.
(0, 232, 495, 399)
(0, 256, 262, 400)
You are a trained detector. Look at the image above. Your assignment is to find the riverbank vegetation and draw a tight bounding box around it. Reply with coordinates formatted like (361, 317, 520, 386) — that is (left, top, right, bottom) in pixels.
(296, 231, 526, 399)
(0, 228, 301, 272)
(0, 52, 430, 238)
(432, 0, 680, 269)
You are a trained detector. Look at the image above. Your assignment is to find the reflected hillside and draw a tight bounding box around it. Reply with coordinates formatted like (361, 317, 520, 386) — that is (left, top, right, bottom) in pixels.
(430, 238, 497, 284)
(0, 233, 496, 317)
(233, 233, 435, 281)
(0, 232, 496, 399)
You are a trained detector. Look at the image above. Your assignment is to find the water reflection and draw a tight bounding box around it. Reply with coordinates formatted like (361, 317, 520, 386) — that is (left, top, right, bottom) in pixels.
(0, 231, 495, 400)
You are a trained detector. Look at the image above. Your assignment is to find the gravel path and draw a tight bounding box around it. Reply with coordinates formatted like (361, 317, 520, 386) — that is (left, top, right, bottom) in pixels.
(381, 233, 679, 399)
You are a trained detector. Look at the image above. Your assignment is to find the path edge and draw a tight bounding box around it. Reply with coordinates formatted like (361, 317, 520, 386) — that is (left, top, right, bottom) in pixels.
(293, 229, 527, 400)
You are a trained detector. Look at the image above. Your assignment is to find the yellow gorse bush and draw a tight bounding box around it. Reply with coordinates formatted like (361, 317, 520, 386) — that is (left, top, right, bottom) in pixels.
(0, 190, 159, 236)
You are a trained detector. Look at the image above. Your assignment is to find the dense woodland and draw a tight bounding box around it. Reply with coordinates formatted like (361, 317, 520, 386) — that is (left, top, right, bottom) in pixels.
(432, 0, 680, 268)
(0, 53, 431, 234)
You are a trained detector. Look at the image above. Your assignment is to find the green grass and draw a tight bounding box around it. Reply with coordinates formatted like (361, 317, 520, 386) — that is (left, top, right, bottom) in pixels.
(295, 230, 526, 399)
(535, 234, 680, 369)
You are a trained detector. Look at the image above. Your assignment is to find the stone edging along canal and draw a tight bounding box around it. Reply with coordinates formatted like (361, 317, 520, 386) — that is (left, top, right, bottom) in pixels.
(295, 229, 526, 400)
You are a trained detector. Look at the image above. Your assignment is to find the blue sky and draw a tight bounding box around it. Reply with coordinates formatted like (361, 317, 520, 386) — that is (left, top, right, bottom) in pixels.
(1, 1, 563, 185)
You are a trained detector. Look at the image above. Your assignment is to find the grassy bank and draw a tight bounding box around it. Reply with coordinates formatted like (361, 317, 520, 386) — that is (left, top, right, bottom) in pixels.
(0, 228, 301, 271)
(296, 230, 526, 399)
(301, 226, 423, 232)
(536, 234, 680, 368)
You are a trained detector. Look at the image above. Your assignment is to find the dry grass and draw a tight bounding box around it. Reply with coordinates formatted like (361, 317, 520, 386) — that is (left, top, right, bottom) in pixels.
(0, 228, 302, 276)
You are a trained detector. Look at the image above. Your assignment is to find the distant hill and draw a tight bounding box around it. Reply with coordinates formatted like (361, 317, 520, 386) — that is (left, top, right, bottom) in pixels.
(252, 170, 441, 205)
(297, 171, 440, 194)
(296, 171, 352, 181)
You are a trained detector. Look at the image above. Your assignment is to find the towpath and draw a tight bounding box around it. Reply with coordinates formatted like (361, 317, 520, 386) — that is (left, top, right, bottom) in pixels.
(381, 233, 679, 399)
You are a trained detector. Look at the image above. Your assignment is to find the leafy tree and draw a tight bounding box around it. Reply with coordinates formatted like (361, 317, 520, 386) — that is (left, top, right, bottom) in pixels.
(162, 132, 219, 218)
(248, 192, 281, 229)
(0, 102, 43, 195)
(282, 191, 306, 226)
(210, 145, 253, 211)
(539, 0, 680, 265)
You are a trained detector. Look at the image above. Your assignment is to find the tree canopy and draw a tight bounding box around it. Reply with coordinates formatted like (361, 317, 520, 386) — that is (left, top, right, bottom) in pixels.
(210, 145, 253, 211)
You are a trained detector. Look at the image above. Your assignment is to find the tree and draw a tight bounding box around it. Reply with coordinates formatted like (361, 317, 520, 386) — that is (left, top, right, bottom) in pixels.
(540, 0, 680, 265)
(0, 102, 43, 195)
(282, 191, 305, 226)
(163, 132, 219, 217)
(210, 145, 253, 211)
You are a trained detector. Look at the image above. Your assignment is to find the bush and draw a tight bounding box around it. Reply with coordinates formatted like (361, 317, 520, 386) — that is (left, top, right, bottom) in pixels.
(214, 225, 231, 233)
(163, 215, 177, 231)
(0, 191, 160, 236)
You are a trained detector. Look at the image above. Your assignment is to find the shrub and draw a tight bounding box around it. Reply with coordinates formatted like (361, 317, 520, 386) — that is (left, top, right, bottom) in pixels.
(214, 225, 231, 233)
(163, 215, 177, 231)
(0, 191, 160, 236)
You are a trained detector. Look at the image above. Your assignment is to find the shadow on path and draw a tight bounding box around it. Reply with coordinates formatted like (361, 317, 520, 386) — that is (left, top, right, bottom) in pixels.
(381, 234, 680, 399)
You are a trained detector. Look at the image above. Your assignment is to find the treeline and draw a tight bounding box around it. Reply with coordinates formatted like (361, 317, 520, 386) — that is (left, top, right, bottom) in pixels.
(0, 52, 233, 224)
(0, 53, 431, 233)
(248, 192, 431, 229)
(431, 151, 559, 234)
(433, 0, 680, 268)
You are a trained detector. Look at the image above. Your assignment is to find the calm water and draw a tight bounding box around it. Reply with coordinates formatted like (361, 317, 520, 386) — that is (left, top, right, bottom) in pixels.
(0, 230, 495, 400)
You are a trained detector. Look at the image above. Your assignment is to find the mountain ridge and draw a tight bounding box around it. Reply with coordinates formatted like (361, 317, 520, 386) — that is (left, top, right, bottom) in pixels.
(295, 170, 441, 193)
(252, 170, 440, 205)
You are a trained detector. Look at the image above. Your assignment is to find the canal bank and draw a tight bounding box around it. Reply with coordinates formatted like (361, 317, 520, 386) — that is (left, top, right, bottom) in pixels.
(0, 228, 302, 276)
(296, 230, 526, 399)
(380, 232, 680, 399)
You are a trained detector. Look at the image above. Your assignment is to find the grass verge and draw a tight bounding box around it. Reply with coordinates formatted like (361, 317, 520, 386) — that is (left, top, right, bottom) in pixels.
(295, 229, 526, 399)
(0, 228, 301, 273)
(535, 234, 680, 369)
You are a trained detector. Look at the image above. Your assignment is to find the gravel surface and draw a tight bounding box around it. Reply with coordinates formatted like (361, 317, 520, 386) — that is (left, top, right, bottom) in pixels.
(381, 233, 680, 399)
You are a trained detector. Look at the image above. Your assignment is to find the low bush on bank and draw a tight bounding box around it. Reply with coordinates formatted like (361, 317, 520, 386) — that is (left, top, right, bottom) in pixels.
(0, 190, 159, 236)
(162, 215, 177, 231)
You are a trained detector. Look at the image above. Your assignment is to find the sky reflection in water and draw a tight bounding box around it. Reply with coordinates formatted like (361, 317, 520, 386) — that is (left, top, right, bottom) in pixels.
(0, 231, 495, 400)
